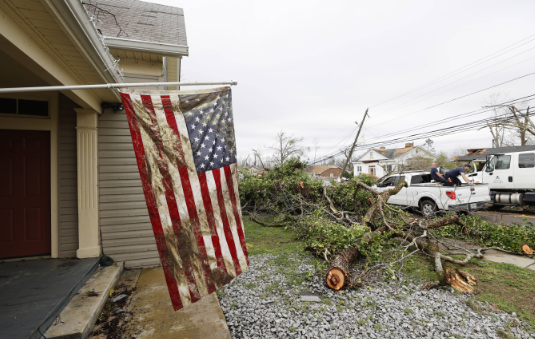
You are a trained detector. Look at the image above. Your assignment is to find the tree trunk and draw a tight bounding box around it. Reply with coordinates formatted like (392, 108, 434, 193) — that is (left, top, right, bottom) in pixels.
(325, 226, 391, 290)
(325, 247, 359, 290)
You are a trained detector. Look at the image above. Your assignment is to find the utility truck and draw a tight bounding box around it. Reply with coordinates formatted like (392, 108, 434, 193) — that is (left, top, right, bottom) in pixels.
(373, 172, 491, 217)
(460, 146, 535, 207)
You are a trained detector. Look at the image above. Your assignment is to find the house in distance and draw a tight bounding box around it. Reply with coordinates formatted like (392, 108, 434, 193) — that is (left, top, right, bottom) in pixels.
(353, 143, 434, 178)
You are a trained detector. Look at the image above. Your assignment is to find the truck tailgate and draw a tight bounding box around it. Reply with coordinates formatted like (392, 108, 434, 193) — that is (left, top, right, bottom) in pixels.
(441, 184, 490, 208)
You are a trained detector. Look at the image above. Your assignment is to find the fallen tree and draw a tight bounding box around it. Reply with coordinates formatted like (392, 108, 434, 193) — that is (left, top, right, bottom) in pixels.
(238, 159, 535, 293)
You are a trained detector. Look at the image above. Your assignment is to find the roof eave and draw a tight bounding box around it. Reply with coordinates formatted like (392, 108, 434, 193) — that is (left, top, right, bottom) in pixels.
(103, 37, 189, 57)
(49, 0, 123, 93)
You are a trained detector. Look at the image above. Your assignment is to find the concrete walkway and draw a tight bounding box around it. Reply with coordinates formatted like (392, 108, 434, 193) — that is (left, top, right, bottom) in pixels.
(483, 249, 535, 271)
(119, 267, 231, 339)
(440, 238, 535, 271)
(473, 210, 535, 227)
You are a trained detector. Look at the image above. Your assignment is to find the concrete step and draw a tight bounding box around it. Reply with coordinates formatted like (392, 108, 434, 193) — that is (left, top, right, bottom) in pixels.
(44, 262, 124, 339)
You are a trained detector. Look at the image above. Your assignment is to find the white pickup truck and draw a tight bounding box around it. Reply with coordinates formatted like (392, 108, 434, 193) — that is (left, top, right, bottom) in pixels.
(373, 172, 491, 216)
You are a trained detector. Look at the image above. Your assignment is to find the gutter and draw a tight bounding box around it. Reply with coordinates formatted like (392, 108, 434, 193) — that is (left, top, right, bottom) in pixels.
(44, 0, 124, 101)
(103, 36, 189, 57)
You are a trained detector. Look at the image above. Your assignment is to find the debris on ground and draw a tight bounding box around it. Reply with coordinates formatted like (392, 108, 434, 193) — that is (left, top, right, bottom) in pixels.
(89, 283, 136, 339)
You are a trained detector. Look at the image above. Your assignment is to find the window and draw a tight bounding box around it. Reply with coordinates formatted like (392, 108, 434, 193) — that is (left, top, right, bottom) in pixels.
(486, 157, 496, 172)
(356, 166, 362, 172)
(495, 155, 511, 170)
(411, 175, 423, 184)
(0, 98, 16, 114)
(411, 174, 432, 184)
(519, 153, 535, 168)
(382, 176, 395, 186)
(330, 173, 333, 178)
(0, 98, 48, 117)
(395, 176, 406, 185)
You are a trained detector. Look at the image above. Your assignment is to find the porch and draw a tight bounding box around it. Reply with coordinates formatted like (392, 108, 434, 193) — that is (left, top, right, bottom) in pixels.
(0, 257, 99, 339)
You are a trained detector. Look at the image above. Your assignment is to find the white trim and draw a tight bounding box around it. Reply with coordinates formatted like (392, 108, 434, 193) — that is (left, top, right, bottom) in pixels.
(50, 94, 59, 258)
(103, 36, 189, 57)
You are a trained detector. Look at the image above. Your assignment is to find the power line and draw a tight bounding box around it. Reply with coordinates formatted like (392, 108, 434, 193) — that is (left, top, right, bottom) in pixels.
(362, 94, 535, 144)
(367, 71, 535, 129)
(370, 33, 535, 109)
(376, 48, 535, 116)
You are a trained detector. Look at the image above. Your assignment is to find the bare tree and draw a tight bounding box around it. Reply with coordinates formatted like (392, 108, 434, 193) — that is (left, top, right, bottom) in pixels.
(482, 94, 508, 147)
(267, 131, 309, 165)
(507, 105, 535, 146)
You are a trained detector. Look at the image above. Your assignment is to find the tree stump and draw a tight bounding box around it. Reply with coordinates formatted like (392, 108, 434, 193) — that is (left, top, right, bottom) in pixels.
(325, 247, 360, 290)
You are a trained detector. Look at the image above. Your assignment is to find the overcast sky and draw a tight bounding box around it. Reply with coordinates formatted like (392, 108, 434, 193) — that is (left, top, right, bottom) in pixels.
(146, 0, 535, 163)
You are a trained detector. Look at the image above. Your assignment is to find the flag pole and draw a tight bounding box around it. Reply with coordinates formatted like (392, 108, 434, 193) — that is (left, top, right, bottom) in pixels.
(0, 81, 238, 94)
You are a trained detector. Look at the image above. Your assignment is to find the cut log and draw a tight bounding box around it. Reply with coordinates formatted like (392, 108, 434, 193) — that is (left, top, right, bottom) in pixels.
(522, 244, 534, 255)
(450, 272, 474, 293)
(325, 226, 393, 290)
(456, 269, 477, 286)
(325, 247, 359, 290)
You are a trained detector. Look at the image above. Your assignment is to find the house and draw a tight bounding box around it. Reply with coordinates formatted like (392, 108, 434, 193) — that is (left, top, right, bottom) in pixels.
(1, 0, 190, 336)
(352, 143, 434, 178)
(304, 165, 343, 179)
(0, 0, 188, 266)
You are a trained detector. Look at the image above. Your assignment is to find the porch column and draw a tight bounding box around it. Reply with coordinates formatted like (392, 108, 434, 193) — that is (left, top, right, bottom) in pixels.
(75, 108, 101, 258)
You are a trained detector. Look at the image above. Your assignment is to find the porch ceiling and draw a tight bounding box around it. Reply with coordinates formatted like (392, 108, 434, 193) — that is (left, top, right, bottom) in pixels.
(0, 49, 48, 89)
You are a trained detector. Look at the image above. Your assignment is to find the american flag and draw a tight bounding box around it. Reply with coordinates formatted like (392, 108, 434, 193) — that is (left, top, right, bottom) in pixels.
(120, 87, 249, 311)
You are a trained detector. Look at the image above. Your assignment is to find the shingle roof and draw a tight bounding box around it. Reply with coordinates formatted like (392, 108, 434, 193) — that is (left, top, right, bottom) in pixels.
(373, 146, 414, 160)
(304, 165, 340, 174)
(83, 0, 187, 46)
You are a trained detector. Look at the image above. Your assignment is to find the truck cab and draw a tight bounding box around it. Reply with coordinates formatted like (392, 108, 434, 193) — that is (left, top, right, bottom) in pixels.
(467, 150, 535, 205)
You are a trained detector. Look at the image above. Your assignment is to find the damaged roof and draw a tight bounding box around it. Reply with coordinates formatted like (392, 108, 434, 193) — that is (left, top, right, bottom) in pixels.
(373, 146, 415, 160)
(456, 146, 535, 161)
(304, 165, 341, 174)
(83, 0, 187, 47)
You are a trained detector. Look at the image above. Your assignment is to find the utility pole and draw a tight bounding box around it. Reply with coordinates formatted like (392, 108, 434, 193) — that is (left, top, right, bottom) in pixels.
(340, 108, 369, 180)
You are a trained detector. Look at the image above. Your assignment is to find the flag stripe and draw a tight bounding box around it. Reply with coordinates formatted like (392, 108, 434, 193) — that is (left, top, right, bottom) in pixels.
(205, 170, 237, 277)
(224, 165, 250, 265)
(219, 166, 247, 272)
(224, 165, 249, 266)
(198, 172, 229, 276)
(212, 168, 242, 276)
(121, 93, 183, 311)
(178, 166, 217, 294)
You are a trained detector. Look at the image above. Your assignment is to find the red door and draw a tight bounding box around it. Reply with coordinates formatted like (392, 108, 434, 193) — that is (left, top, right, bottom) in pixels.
(0, 130, 51, 258)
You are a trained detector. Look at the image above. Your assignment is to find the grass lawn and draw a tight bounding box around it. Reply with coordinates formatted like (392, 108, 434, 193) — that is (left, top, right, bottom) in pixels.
(243, 218, 305, 256)
(244, 218, 535, 329)
(396, 253, 535, 329)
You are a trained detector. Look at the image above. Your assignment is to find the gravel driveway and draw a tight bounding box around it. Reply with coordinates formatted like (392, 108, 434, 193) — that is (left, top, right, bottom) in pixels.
(217, 253, 534, 339)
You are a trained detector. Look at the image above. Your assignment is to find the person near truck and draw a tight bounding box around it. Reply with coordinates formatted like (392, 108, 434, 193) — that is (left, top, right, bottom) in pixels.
(430, 163, 446, 183)
(444, 164, 474, 186)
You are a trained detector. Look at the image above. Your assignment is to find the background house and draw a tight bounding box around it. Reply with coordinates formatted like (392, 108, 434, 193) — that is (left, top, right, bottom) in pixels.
(352, 143, 434, 178)
(0, 0, 188, 268)
(304, 165, 343, 179)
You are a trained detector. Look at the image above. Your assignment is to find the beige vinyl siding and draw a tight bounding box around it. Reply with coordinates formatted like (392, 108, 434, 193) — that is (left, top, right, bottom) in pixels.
(58, 94, 79, 257)
(98, 108, 160, 268)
